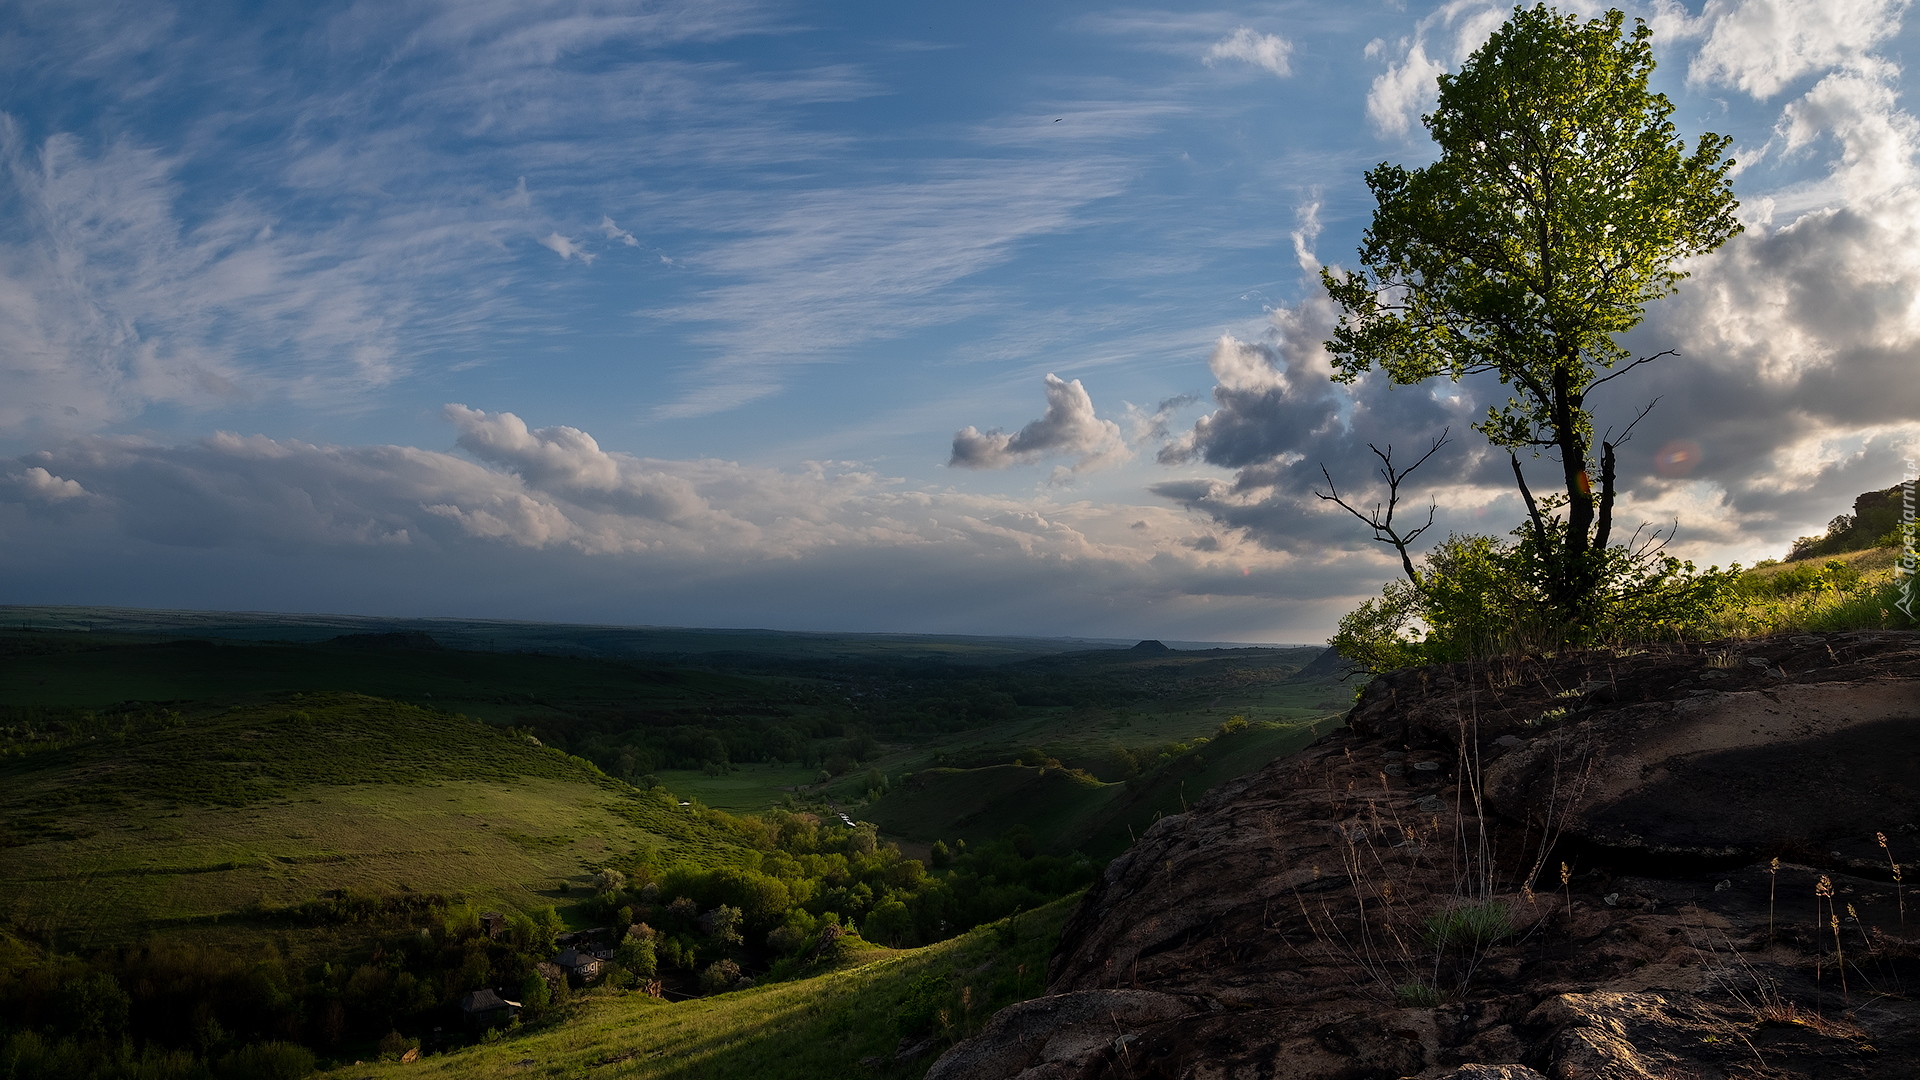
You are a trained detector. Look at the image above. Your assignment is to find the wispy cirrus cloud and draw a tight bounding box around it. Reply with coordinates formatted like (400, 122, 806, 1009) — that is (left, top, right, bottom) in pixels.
(646, 160, 1135, 417)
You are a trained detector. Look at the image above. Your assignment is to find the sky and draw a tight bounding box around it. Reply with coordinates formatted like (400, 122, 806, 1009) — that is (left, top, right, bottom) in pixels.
(0, 0, 1916, 642)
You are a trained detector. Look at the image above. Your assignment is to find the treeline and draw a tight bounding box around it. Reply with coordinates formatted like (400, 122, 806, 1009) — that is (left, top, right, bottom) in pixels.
(0, 892, 584, 1079)
(517, 648, 1312, 780)
(0, 704, 186, 764)
(590, 800, 1094, 955)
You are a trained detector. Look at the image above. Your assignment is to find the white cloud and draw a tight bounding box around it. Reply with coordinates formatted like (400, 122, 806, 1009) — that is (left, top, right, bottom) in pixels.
(538, 232, 594, 263)
(649, 162, 1131, 417)
(599, 216, 639, 246)
(1364, 0, 1506, 138)
(1688, 0, 1908, 99)
(0, 406, 1375, 638)
(1204, 28, 1294, 78)
(951, 374, 1129, 473)
(7, 465, 86, 501)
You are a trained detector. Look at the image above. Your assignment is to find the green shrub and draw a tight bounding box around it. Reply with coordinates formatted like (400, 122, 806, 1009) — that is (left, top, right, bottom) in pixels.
(698, 959, 742, 995)
(1423, 900, 1513, 952)
(893, 972, 949, 1036)
(1334, 531, 1740, 669)
(1393, 981, 1445, 1007)
(212, 1042, 316, 1080)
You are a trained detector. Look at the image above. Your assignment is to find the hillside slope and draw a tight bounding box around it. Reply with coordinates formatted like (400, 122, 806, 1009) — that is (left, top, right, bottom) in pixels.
(0, 692, 729, 951)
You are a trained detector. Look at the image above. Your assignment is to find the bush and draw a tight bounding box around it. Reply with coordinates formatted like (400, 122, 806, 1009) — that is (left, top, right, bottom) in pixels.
(893, 972, 949, 1036)
(1334, 531, 1740, 669)
(698, 959, 742, 995)
(519, 972, 551, 1021)
(213, 1041, 316, 1080)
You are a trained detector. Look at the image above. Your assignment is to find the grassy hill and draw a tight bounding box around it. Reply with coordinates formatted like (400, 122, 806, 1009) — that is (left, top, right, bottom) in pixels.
(0, 619, 1358, 1078)
(342, 897, 1074, 1080)
(0, 692, 737, 954)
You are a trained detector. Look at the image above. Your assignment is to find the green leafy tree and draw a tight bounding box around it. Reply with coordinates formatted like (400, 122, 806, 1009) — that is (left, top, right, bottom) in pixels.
(1322, 5, 1741, 633)
(614, 937, 657, 980)
(518, 972, 551, 1021)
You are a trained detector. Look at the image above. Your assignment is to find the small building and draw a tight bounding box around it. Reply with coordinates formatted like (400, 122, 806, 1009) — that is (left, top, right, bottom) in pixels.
(554, 947, 602, 984)
(479, 912, 509, 940)
(459, 988, 518, 1030)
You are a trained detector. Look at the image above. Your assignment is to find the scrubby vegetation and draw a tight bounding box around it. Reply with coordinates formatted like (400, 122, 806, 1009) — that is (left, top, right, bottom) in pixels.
(1327, 462, 1920, 673)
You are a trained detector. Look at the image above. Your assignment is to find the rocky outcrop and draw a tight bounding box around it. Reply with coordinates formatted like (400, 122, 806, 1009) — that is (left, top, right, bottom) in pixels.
(929, 631, 1920, 1079)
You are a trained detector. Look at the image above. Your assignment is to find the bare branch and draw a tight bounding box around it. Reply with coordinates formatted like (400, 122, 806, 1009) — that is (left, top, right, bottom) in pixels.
(1585, 349, 1676, 394)
(1511, 452, 1549, 552)
(1315, 429, 1453, 589)
(1614, 397, 1658, 445)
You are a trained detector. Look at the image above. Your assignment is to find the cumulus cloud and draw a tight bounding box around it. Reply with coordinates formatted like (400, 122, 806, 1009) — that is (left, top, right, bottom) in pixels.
(1364, 0, 1507, 137)
(1687, 0, 1907, 99)
(7, 466, 86, 502)
(950, 374, 1129, 473)
(1621, 44, 1920, 555)
(1204, 28, 1294, 77)
(0, 407, 1377, 639)
(1159, 3, 1920, 573)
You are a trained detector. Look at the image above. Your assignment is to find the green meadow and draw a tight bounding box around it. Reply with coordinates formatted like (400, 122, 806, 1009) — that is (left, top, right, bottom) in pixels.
(0, 693, 740, 953)
(0, 619, 1354, 1078)
(344, 898, 1072, 1080)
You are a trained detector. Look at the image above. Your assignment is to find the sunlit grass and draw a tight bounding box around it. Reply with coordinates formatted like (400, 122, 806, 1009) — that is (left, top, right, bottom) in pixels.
(337, 897, 1074, 1080)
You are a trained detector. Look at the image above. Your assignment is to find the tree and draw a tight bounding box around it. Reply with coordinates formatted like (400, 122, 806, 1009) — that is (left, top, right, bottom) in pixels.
(1322, 5, 1740, 632)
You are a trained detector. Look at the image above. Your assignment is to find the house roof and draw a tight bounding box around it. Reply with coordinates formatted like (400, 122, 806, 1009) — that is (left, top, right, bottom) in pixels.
(460, 988, 509, 1013)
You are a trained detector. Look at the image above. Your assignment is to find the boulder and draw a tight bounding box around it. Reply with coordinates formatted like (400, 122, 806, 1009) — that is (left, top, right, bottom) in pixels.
(1484, 680, 1920, 859)
(930, 632, 1920, 1080)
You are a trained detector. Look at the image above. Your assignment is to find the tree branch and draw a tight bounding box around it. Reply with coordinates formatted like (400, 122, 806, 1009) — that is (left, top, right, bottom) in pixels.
(1511, 451, 1549, 552)
(1316, 430, 1453, 589)
(1585, 350, 1676, 394)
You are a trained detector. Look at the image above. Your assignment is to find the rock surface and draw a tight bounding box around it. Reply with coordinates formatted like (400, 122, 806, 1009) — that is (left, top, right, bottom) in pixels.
(928, 631, 1920, 1079)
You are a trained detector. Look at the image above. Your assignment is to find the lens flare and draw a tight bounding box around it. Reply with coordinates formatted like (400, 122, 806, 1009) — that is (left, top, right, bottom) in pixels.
(1653, 440, 1701, 477)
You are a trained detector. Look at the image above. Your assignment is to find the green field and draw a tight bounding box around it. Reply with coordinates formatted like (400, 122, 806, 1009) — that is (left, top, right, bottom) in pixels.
(343, 897, 1073, 1080)
(0, 693, 743, 952)
(649, 763, 823, 814)
(0, 619, 1354, 1078)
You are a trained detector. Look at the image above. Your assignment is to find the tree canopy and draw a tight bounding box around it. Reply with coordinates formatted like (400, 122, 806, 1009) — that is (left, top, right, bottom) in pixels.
(1322, 4, 1741, 630)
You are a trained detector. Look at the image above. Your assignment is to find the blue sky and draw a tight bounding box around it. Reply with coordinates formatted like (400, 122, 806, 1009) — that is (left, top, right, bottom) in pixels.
(2, 0, 1918, 641)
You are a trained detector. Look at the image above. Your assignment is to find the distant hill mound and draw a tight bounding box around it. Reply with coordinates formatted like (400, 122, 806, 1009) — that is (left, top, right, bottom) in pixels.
(1130, 639, 1170, 653)
(1287, 644, 1362, 682)
(325, 630, 443, 650)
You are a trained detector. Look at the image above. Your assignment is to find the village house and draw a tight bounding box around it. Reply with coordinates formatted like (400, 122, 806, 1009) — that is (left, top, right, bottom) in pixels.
(457, 988, 518, 1031)
(553, 947, 601, 984)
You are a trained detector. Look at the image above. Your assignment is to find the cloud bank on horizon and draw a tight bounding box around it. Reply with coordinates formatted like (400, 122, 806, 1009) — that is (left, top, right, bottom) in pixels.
(0, 0, 1916, 640)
